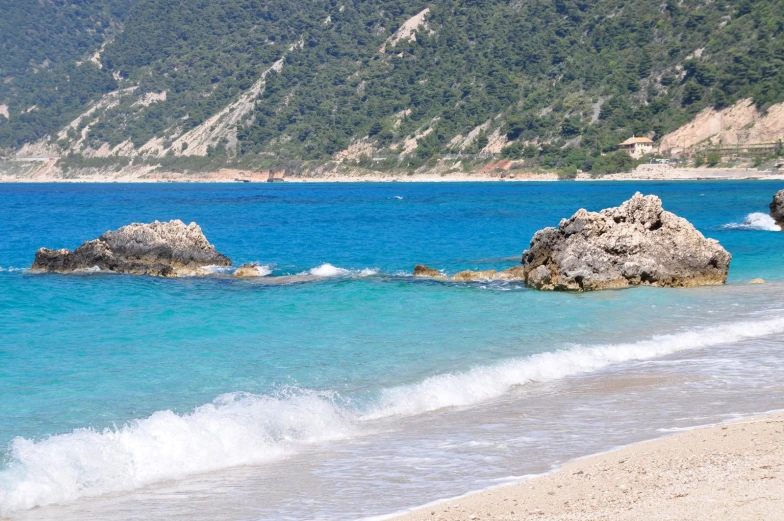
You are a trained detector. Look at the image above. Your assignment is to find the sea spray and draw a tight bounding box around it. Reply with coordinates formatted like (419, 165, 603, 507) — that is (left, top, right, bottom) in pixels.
(309, 263, 350, 277)
(723, 212, 781, 231)
(308, 264, 379, 278)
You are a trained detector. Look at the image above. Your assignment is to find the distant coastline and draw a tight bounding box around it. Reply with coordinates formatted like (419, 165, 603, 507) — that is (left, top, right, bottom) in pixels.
(0, 166, 781, 183)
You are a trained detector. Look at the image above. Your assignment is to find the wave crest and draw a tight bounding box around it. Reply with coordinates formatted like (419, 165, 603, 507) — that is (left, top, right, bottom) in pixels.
(365, 314, 784, 419)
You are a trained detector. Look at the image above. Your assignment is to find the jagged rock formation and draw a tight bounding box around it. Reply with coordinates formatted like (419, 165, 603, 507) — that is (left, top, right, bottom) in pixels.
(520, 193, 731, 291)
(31, 220, 231, 277)
(770, 189, 784, 227)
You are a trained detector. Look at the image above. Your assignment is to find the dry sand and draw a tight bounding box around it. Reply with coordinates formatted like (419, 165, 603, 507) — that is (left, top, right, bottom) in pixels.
(2, 157, 781, 183)
(387, 411, 784, 521)
(2, 167, 782, 183)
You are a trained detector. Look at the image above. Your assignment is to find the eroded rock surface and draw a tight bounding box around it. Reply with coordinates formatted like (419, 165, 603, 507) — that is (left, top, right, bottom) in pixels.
(770, 189, 784, 227)
(520, 192, 731, 291)
(31, 220, 231, 277)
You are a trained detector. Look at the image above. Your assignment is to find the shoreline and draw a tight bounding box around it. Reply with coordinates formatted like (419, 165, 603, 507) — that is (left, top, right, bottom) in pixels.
(0, 167, 782, 184)
(383, 410, 784, 521)
(1, 176, 783, 184)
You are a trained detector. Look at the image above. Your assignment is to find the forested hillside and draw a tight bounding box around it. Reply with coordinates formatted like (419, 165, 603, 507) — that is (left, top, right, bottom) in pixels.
(1, 0, 782, 174)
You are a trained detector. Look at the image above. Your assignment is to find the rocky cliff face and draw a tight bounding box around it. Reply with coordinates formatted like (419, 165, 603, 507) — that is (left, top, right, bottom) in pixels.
(658, 98, 784, 155)
(770, 190, 784, 227)
(31, 220, 231, 276)
(520, 193, 731, 291)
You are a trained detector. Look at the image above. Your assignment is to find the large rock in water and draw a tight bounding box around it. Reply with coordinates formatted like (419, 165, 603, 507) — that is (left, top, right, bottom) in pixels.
(31, 220, 231, 277)
(770, 189, 784, 227)
(520, 193, 731, 291)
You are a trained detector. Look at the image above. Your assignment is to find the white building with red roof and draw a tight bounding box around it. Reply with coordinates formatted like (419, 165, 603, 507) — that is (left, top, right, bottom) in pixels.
(618, 136, 655, 159)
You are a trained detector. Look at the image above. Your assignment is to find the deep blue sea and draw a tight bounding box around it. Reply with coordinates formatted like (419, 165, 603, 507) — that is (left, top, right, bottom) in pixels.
(2, 181, 784, 520)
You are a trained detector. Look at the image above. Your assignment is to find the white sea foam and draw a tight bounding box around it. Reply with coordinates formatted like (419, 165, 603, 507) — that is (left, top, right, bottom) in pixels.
(309, 263, 351, 277)
(4, 315, 784, 513)
(239, 264, 273, 277)
(723, 212, 781, 231)
(200, 264, 235, 274)
(308, 264, 379, 278)
(364, 314, 784, 419)
(0, 390, 354, 514)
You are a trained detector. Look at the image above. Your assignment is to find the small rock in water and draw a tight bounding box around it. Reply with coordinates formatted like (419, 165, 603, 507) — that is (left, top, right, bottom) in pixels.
(413, 264, 447, 280)
(749, 278, 765, 284)
(234, 263, 267, 278)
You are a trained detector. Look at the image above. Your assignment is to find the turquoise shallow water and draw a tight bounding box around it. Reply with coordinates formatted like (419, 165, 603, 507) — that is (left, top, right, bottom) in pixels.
(1, 181, 784, 519)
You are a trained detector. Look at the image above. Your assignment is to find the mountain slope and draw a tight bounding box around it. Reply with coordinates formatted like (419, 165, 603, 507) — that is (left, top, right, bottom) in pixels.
(1, 0, 782, 174)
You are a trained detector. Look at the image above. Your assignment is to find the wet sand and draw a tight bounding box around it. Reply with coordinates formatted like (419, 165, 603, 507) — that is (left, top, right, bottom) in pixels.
(388, 411, 784, 521)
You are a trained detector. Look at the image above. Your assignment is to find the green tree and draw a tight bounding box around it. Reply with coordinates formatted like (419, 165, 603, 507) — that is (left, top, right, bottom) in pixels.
(682, 80, 704, 106)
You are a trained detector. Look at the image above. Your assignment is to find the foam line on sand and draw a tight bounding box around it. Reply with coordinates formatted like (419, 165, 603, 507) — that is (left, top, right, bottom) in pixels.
(383, 411, 784, 521)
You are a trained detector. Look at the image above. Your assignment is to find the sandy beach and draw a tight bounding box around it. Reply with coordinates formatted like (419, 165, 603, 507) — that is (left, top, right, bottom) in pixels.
(0, 162, 782, 183)
(389, 411, 784, 521)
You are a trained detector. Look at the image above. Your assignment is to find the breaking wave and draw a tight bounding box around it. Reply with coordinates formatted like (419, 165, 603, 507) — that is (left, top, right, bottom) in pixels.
(723, 212, 781, 231)
(364, 314, 784, 418)
(309, 263, 350, 277)
(0, 390, 354, 514)
(3, 314, 784, 513)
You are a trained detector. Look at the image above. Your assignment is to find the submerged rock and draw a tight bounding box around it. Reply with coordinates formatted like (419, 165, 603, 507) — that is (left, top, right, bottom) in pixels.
(520, 192, 731, 291)
(453, 267, 527, 281)
(749, 278, 765, 284)
(453, 269, 498, 281)
(31, 220, 231, 277)
(413, 265, 526, 282)
(770, 189, 784, 227)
